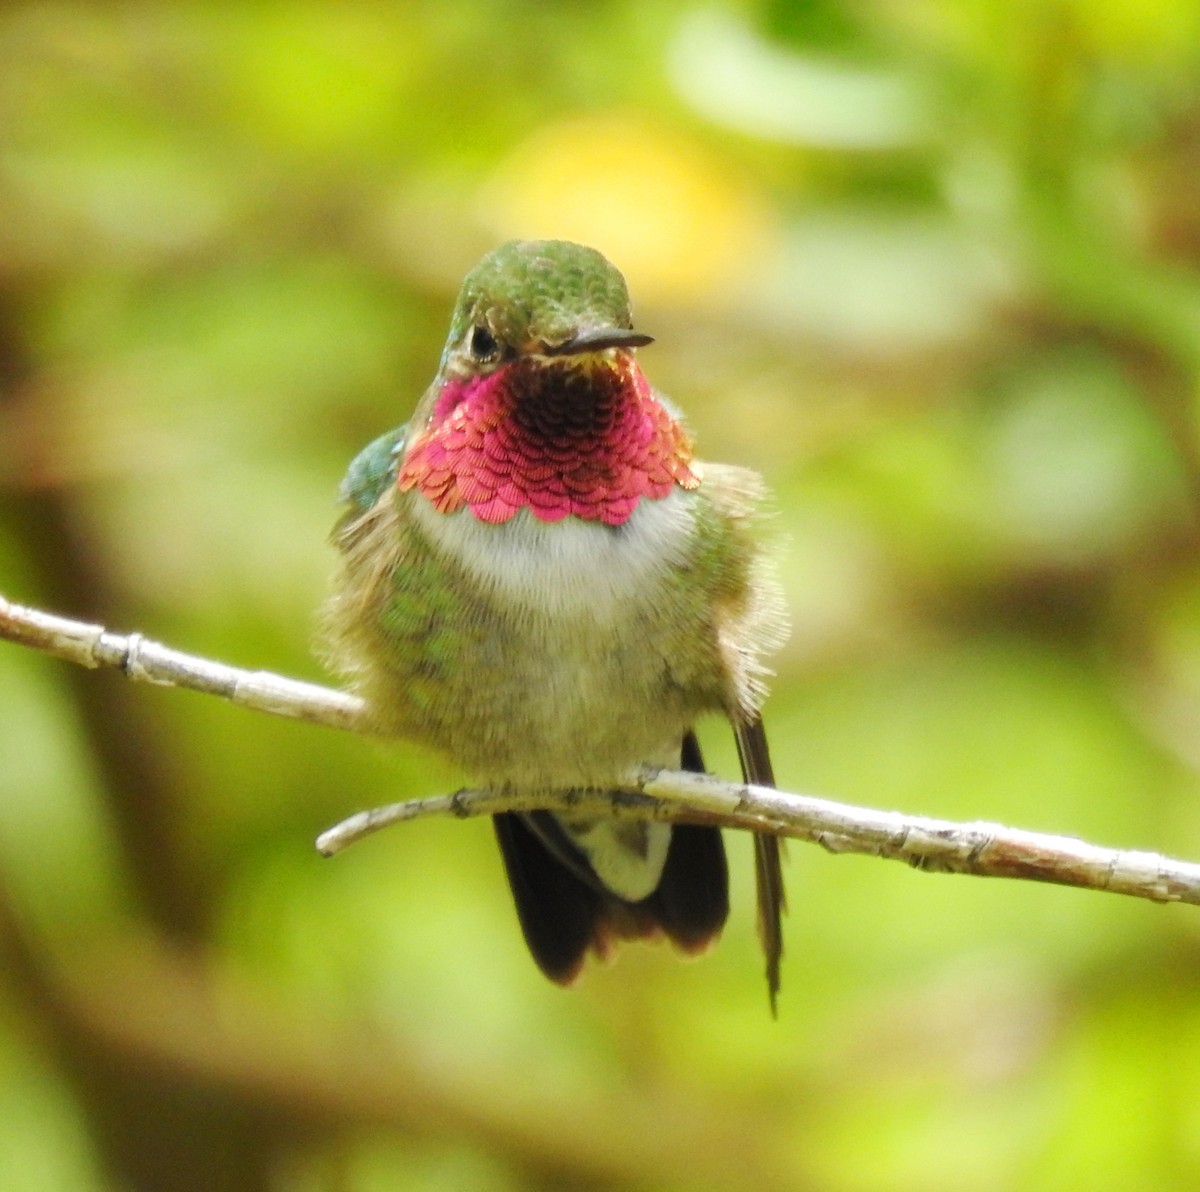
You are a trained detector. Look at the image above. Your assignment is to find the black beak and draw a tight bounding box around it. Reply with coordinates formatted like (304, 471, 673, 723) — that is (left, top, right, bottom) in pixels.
(541, 326, 654, 356)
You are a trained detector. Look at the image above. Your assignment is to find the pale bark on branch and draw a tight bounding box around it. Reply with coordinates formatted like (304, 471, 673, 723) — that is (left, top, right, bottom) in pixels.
(4, 592, 1199, 908)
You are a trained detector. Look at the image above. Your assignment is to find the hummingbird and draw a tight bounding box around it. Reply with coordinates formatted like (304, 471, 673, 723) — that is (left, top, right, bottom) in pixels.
(321, 239, 788, 1007)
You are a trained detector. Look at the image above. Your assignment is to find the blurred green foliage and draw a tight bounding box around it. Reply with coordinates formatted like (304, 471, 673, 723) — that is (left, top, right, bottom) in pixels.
(2, 2, 1200, 1189)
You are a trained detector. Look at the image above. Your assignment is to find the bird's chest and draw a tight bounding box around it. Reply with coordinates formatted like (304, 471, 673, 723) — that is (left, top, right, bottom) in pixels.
(413, 485, 693, 622)
(396, 490, 712, 782)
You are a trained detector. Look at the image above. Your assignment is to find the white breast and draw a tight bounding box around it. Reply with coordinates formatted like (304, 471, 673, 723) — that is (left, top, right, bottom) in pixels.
(407, 487, 698, 625)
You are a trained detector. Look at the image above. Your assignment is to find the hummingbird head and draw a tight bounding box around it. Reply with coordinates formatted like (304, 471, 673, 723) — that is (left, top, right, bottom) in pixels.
(399, 240, 699, 526)
(438, 239, 654, 379)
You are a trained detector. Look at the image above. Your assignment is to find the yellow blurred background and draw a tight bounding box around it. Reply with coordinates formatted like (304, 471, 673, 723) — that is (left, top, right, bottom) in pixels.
(3, 2, 1200, 1189)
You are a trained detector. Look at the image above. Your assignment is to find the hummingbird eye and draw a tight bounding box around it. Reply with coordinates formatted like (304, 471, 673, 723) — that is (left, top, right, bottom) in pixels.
(468, 325, 499, 361)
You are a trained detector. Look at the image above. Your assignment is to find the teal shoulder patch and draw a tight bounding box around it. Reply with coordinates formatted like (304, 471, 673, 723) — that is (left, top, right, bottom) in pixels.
(338, 425, 408, 515)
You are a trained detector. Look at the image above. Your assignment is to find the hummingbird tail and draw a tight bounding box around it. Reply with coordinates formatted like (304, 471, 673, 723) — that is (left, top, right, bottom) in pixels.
(493, 732, 729, 983)
(492, 812, 602, 985)
(641, 822, 729, 953)
(645, 729, 729, 953)
(493, 815, 730, 984)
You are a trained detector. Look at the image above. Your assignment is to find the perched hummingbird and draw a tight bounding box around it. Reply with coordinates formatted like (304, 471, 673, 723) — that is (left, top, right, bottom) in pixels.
(321, 240, 788, 1006)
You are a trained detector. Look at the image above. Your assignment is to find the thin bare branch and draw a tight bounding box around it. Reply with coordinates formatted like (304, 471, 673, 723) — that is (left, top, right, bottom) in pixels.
(314, 773, 1200, 907)
(0, 593, 363, 731)
(5, 592, 1200, 909)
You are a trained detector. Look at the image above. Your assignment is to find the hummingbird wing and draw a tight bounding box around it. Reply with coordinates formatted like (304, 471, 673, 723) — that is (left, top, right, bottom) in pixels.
(734, 717, 786, 1016)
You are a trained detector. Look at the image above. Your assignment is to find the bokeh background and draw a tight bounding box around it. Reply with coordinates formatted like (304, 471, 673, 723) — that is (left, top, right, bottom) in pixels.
(3, 2, 1200, 1189)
